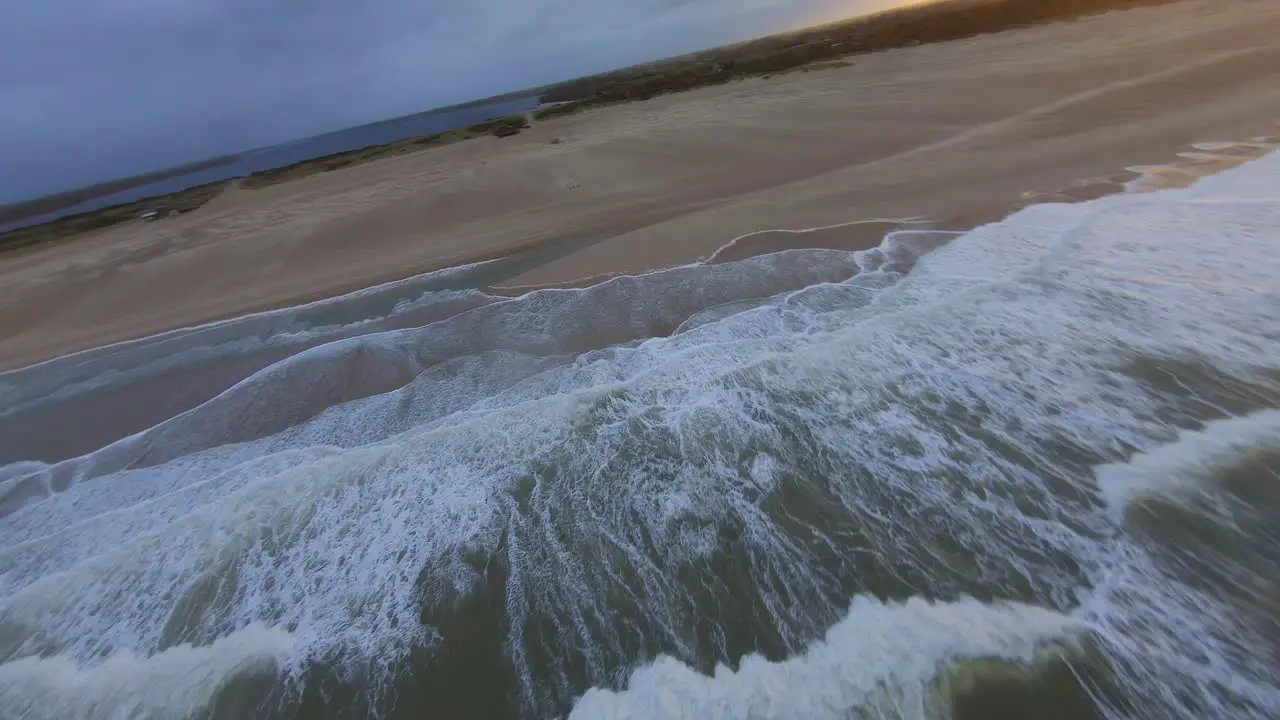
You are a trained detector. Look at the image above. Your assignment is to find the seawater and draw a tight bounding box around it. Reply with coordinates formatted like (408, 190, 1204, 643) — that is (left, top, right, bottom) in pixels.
(1, 151, 1278, 719)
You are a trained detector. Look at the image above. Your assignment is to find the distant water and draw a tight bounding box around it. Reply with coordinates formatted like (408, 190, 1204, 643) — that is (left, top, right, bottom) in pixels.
(2, 95, 539, 233)
(1, 150, 1279, 719)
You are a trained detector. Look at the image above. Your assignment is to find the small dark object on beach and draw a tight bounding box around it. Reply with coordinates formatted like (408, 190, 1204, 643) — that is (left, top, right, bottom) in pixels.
(493, 125, 522, 138)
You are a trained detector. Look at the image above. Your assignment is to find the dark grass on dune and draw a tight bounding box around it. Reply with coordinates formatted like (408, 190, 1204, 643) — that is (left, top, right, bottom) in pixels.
(0, 155, 239, 228)
(237, 115, 532, 189)
(532, 0, 1183, 119)
(0, 180, 233, 255)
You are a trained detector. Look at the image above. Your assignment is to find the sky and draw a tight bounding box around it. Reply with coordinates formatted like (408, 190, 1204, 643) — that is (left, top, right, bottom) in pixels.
(0, 0, 894, 203)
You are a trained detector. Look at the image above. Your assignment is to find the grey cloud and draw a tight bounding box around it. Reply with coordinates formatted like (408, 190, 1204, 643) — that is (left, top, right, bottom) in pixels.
(0, 0, 884, 203)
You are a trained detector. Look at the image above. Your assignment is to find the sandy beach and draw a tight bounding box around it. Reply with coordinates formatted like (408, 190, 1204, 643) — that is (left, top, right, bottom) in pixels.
(0, 0, 1278, 373)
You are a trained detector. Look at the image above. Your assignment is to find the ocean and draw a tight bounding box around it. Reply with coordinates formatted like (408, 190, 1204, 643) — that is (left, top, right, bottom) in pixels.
(0, 147, 1278, 719)
(1, 95, 540, 234)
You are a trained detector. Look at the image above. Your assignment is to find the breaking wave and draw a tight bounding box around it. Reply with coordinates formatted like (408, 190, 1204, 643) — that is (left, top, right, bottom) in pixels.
(1, 151, 1278, 719)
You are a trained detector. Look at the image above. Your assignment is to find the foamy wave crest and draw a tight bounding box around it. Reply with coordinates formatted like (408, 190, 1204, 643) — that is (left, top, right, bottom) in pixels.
(1097, 409, 1280, 515)
(0, 623, 293, 720)
(569, 596, 1079, 719)
(1080, 410, 1280, 717)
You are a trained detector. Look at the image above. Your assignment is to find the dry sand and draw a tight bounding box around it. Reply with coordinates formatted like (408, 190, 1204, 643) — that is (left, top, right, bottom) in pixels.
(1, 0, 1279, 372)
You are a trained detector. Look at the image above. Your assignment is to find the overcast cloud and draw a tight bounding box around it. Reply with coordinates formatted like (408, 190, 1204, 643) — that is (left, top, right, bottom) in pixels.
(0, 0, 891, 202)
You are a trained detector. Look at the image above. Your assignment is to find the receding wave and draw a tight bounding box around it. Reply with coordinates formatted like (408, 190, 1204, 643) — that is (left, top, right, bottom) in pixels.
(1, 151, 1278, 719)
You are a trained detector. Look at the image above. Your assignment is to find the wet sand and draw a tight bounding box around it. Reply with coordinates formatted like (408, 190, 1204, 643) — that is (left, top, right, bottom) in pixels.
(1, 0, 1278, 376)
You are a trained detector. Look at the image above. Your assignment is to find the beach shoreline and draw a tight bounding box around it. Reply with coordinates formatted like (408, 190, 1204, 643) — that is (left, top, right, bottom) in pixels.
(3, 6, 1280, 715)
(0, 0, 1278, 373)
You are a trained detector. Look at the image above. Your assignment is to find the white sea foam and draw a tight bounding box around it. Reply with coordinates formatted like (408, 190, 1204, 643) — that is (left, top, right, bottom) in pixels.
(0, 287, 498, 424)
(1124, 136, 1280, 193)
(704, 217, 933, 263)
(0, 257, 500, 382)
